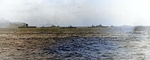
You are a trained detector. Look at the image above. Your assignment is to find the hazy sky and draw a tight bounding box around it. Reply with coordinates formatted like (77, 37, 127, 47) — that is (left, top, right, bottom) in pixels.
(0, 0, 150, 26)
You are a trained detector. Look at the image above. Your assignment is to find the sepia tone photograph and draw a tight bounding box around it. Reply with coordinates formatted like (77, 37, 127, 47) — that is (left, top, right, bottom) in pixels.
(0, 0, 150, 60)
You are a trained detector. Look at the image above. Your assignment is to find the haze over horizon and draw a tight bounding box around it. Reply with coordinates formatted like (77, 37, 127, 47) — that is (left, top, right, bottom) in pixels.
(0, 0, 150, 27)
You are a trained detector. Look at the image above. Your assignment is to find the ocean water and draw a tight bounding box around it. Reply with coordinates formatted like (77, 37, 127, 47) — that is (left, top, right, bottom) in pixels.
(43, 26, 150, 60)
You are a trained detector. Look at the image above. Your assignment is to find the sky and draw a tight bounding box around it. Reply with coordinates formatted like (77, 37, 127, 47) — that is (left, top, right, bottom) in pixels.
(0, 0, 150, 27)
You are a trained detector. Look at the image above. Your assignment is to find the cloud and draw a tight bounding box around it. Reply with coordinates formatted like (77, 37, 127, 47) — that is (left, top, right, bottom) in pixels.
(108, 0, 150, 26)
(0, 0, 150, 27)
(0, 0, 113, 26)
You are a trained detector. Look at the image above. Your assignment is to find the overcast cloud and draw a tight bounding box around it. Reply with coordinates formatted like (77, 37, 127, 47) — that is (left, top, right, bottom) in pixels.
(0, 0, 150, 27)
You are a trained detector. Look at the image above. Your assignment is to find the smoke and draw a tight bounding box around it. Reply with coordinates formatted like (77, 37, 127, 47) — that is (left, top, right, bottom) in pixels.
(0, 18, 10, 28)
(0, 18, 26, 28)
(8, 22, 26, 28)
